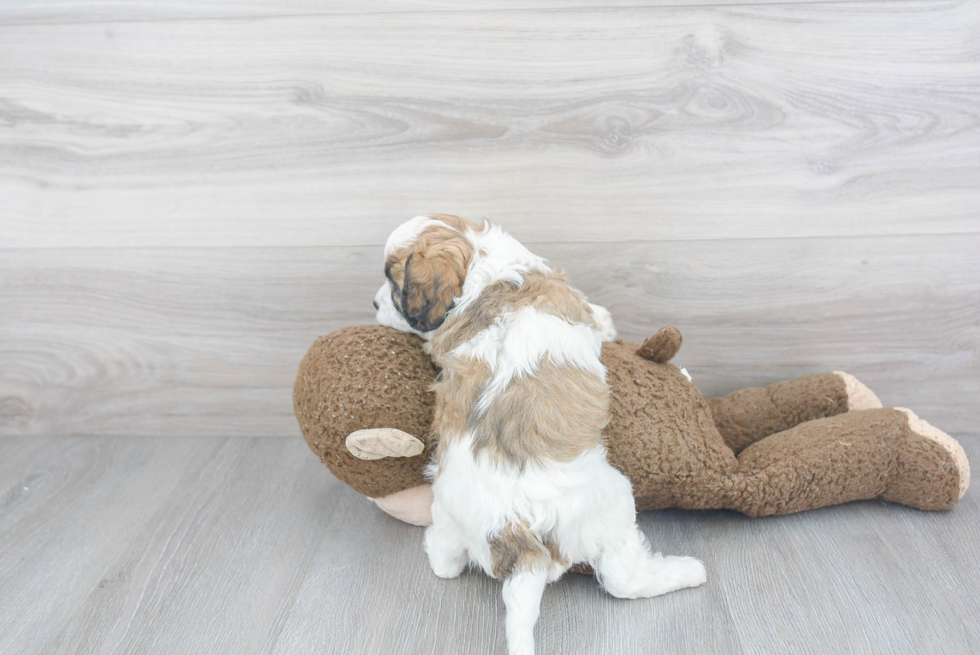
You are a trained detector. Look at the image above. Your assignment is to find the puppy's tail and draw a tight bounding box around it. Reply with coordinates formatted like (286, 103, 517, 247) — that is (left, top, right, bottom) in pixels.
(491, 523, 553, 655)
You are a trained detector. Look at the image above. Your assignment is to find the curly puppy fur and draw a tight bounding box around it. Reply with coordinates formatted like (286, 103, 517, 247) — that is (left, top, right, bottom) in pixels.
(375, 215, 705, 655)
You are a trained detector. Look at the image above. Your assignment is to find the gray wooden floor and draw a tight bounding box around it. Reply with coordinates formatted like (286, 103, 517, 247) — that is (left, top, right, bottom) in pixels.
(1, 433, 978, 654)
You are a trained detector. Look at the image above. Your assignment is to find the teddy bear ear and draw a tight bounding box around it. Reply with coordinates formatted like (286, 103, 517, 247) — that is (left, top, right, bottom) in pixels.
(346, 428, 425, 460)
(636, 324, 683, 363)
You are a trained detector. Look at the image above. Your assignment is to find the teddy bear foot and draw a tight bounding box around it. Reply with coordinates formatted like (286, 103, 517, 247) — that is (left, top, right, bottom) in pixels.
(885, 408, 970, 507)
(833, 371, 882, 411)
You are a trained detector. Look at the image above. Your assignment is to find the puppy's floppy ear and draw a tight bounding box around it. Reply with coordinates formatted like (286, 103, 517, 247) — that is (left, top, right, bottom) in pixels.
(399, 227, 472, 332)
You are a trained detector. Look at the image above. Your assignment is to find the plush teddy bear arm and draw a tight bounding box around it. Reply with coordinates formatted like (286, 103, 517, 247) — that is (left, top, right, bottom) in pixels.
(371, 484, 434, 526)
(727, 407, 969, 516)
(708, 372, 882, 454)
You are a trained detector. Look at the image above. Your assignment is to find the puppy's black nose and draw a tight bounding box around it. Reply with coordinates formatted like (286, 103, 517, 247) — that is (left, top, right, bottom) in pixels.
(373, 300, 380, 310)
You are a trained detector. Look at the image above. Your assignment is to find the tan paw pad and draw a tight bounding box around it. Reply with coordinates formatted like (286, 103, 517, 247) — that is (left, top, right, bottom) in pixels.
(834, 371, 883, 411)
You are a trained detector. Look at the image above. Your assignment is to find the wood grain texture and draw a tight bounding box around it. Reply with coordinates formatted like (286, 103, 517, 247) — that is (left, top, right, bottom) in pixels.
(0, 0, 844, 26)
(2, 233, 976, 438)
(1, 1, 978, 248)
(0, 436, 225, 652)
(43, 437, 344, 654)
(1, 434, 977, 654)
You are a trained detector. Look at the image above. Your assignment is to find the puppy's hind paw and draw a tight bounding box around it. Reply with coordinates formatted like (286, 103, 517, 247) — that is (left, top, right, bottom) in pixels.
(661, 555, 707, 590)
(637, 555, 706, 597)
(425, 525, 468, 579)
(428, 553, 467, 579)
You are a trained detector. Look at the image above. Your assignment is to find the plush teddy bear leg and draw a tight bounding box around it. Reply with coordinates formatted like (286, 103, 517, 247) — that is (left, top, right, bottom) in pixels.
(708, 372, 882, 454)
(727, 408, 969, 517)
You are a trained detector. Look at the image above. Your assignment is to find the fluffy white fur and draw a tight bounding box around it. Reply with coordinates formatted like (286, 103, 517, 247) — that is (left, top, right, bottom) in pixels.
(453, 306, 606, 416)
(377, 217, 705, 655)
(375, 280, 617, 346)
(384, 215, 445, 257)
(374, 282, 421, 337)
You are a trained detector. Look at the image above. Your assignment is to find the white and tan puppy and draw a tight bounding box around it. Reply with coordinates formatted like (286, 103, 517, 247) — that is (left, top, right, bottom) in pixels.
(375, 215, 705, 655)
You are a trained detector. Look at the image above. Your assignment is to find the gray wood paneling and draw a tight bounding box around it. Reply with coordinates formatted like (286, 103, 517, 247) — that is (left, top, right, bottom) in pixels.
(2, 1, 978, 248)
(1, 434, 977, 654)
(0, 0, 889, 27)
(1, 233, 976, 438)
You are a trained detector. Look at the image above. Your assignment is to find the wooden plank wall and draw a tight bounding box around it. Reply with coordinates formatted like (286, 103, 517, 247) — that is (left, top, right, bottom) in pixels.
(1, 0, 978, 437)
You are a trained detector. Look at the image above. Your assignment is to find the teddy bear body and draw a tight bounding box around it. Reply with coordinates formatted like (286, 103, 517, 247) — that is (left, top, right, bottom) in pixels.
(294, 325, 969, 522)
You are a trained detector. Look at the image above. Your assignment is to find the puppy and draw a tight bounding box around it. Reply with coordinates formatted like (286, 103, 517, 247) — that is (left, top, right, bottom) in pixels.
(375, 215, 705, 655)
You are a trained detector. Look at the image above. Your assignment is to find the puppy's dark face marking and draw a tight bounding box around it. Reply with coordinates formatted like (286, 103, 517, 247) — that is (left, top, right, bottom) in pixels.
(385, 222, 474, 333)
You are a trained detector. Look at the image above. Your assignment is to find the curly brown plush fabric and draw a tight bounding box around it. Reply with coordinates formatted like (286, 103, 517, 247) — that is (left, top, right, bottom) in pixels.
(294, 325, 969, 518)
(293, 326, 436, 499)
(708, 373, 850, 454)
(601, 339, 737, 511)
(636, 324, 683, 364)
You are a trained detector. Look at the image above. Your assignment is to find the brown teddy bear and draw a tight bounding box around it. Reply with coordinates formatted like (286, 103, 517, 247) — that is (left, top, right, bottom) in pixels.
(294, 324, 969, 527)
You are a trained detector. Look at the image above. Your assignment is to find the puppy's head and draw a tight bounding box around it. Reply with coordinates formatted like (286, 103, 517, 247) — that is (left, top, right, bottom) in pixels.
(376, 215, 477, 334)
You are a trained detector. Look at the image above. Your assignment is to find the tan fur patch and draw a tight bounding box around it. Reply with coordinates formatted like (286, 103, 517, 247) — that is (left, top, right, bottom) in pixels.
(426, 264, 607, 467)
(544, 538, 571, 569)
(490, 522, 551, 579)
(521, 270, 597, 327)
(429, 269, 596, 356)
(427, 213, 480, 234)
(431, 354, 492, 458)
(472, 361, 608, 465)
(432, 356, 608, 466)
(385, 221, 475, 332)
(413, 220, 608, 468)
